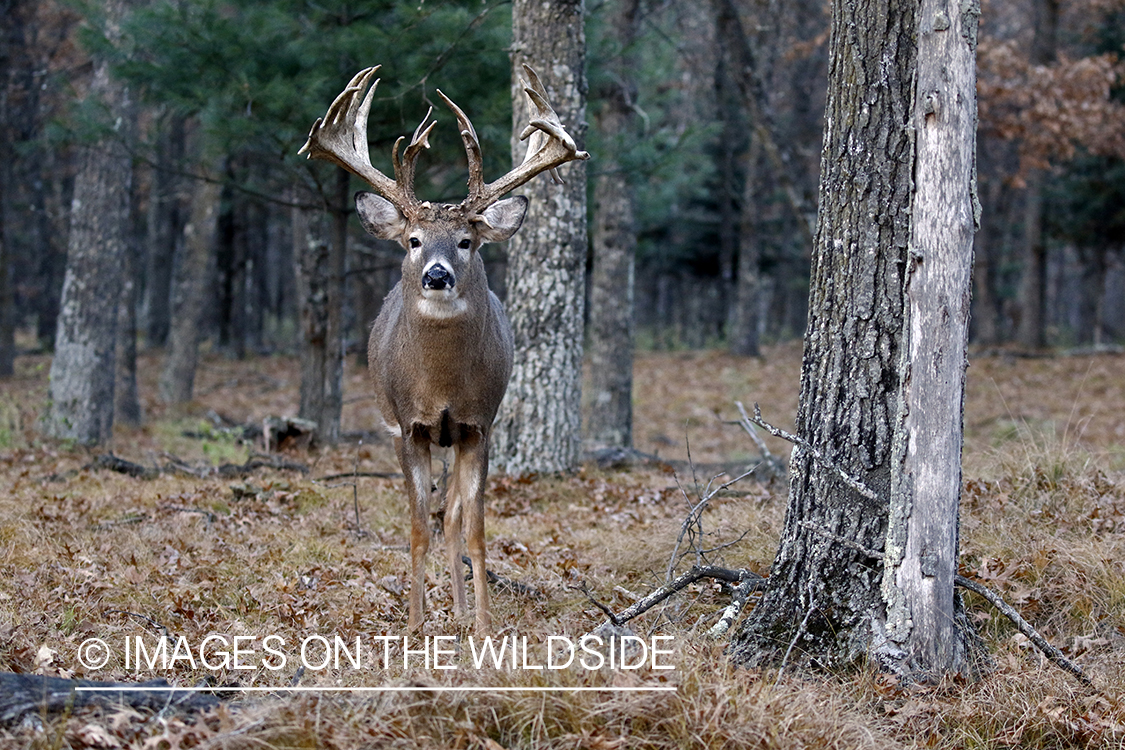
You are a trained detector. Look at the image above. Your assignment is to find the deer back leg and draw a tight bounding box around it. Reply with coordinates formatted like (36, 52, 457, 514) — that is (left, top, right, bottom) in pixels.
(442, 465, 467, 622)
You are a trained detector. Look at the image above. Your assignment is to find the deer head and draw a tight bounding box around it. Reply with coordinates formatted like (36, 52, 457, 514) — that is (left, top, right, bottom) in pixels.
(299, 65, 588, 633)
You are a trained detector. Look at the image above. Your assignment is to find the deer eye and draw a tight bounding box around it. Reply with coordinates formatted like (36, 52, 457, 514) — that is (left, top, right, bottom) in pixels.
(458, 239, 472, 250)
(409, 237, 421, 248)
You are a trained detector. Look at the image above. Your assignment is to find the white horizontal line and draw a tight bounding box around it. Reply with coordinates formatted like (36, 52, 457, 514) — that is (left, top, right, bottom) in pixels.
(75, 685, 677, 693)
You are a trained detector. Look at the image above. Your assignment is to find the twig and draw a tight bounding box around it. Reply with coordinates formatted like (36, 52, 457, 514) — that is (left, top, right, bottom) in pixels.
(461, 555, 542, 598)
(734, 401, 784, 475)
(707, 577, 760, 639)
(955, 574, 1096, 690)
(746, 404, 878, 501)
(574, 582, 620, 626)
(798, 520, 884, 560)
(665, 466, 759, 580)
(601, 565, 766, 626)
(315, 471, 401, 481)
(778, 582, 817, 678)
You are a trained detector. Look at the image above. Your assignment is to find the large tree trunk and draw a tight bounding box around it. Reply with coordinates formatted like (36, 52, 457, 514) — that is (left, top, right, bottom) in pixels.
(586, 0, 640, 450)
(492, 0, 588, 475)
(293, 169, 348, 446)
(730, 0, 982, 679)
(159, 155, 221, 405)
(44, 21, 134, 444)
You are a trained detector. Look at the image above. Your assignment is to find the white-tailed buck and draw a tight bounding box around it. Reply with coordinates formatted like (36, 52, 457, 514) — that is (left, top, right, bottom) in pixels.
(299, 65, 588, 633)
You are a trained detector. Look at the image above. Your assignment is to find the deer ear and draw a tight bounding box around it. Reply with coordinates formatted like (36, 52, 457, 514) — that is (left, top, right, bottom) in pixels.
(356, 191, 408, 242)
(476, 196, 529, 243)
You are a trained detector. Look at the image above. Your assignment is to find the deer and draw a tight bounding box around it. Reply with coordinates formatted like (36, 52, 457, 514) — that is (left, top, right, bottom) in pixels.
(299, 65, 588, 633)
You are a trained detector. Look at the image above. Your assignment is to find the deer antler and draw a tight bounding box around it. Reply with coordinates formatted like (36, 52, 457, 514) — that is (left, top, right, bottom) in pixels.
(301, 64, 588, 218)
(299, 66, 436, 218)
(438, 63, 590, 214)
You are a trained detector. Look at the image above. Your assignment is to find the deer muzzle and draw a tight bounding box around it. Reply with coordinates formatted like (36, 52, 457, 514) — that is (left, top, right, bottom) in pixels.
(422, 263, 454, 291)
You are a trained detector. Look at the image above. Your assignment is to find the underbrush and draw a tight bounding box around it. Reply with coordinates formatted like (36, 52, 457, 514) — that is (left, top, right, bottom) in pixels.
(1, 347, 1124, 748)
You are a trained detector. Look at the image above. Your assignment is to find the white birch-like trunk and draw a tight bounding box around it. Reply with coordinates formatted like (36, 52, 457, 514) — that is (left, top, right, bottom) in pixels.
(882, 0, 980, 676)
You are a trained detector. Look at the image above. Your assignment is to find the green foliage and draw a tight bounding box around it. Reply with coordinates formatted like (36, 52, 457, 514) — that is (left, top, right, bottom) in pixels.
(103, 0, 514, 201)
(585, 2, 720, 271)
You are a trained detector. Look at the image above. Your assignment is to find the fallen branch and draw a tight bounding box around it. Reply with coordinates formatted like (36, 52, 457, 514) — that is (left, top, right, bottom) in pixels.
(0, 673, 220, 725)
(65, 453, 312, 482)
(461, 555, 543, 599)
(955, 574, 1095, 690)
(584, 565, 767, 627)
(707, 576, 761, 638)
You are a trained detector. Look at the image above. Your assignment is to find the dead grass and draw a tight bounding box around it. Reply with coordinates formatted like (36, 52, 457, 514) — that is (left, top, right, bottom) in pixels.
(1, 344, 1124, 748)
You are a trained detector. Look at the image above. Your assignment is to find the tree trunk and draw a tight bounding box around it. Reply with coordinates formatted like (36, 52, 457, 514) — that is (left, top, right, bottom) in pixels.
(293, 169, 348, 446)
(115, 166, 144, 426)
(159, 155, 221, 405)
(492, 0, 588, 475)
(142, 113, 184, 348)
(44, 35, 133, 444)
(0, 152, 13, 378)
(730, 0, 982, 679)
(0, 0, 17, 376)
(1015, 0, 1058, 350)
(586, 0, 640, 450)
(730, 137, 763, 357)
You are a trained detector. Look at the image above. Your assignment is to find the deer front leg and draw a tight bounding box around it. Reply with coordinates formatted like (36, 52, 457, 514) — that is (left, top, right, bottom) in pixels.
(453, 427, 491, 634)
(397, 429, 432, 632)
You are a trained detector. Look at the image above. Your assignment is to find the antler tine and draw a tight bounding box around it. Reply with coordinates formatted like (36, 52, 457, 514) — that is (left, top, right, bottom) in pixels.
(460, 63, 589, 213)
(390, 106, 437, 208)
(436, 90, 487, 206)
(299, 67, 400, 200)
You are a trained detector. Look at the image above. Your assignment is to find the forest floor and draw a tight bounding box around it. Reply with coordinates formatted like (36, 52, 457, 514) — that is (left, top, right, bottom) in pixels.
(2, 342, 1125, 748)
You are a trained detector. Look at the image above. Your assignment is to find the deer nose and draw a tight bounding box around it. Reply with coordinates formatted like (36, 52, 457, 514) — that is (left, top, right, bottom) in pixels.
(422, 264, 454, 290)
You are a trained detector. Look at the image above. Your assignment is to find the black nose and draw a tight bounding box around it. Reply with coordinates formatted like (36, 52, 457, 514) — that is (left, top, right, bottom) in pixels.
(422, 264, 453, 290)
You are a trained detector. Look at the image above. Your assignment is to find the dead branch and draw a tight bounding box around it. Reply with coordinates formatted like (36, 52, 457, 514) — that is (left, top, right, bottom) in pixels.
(461, 555, 543, 599)
(0, 673, 220, 724)
(707, 576, 761, 639)
(733, 401, 786, 476)
(586, 566, 767, 627)
(955, 574, 1096, 690)
(745, 403, 878, 501)
(315, 471, 401, 481)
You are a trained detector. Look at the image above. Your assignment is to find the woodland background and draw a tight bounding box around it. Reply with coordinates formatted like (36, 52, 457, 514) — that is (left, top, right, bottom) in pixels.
(3, 0, 1125, 748)
(1, 0, 1123, 383)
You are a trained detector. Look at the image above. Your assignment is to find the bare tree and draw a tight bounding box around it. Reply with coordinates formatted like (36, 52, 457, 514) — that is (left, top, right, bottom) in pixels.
(43, 0, 135, 444)
(492, 0, 589, 475)
(159, 151, 221, 405)
(587, 0, 641, 449)
(730, 0, 982, 678)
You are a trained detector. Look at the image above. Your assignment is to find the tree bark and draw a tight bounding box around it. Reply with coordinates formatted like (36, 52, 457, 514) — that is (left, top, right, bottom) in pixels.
(44, 13, 134, 444)
(293, 169, 348, 446)
(159, 154, 221, 405)
(115, 166, 144, 427)
(586, 0, 640, 449)
(492, 0, 588, 475)
(142, 112, 184, 348)
(0, 156, 13, 378)
(730, 0, 982, 679)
